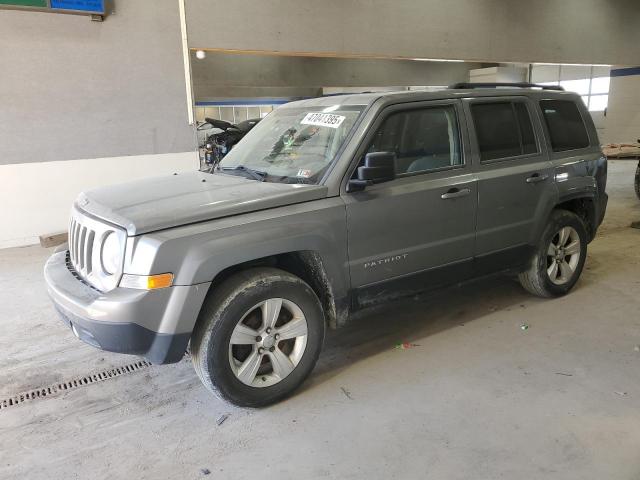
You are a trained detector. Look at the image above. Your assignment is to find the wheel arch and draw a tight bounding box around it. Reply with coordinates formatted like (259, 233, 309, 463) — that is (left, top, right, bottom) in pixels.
(554, 194, 597, 242)
(200, 250, 344, 331)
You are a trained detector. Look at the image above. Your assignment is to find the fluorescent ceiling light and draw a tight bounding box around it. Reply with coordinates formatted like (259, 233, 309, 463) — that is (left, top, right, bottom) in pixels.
(411, 58, 465, 63)
(532, 62, 611, 67)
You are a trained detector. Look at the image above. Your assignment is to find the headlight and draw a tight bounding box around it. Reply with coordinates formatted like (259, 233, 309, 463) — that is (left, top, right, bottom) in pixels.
(100, 231, 122, 275)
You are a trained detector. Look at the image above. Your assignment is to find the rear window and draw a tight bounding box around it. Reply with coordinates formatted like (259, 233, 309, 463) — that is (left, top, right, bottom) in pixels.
(540, 100, 590, 152)
(471, 101, 538, 161)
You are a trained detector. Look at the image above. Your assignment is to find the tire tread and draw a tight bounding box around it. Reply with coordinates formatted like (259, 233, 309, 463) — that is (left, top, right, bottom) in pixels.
(518, 209, 587, 298)
(190, 267, 324, 407)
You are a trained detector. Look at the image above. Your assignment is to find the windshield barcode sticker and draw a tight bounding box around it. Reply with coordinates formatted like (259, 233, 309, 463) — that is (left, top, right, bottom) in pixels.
(301, 112, 346, 129)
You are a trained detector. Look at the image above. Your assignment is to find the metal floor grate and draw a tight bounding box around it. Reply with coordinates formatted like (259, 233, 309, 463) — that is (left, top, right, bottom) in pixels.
(0, 360, 151, 410)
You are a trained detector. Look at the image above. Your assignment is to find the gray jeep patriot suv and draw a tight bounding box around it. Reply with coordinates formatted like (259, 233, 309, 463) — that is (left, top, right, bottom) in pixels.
(45, 83, 608, 406)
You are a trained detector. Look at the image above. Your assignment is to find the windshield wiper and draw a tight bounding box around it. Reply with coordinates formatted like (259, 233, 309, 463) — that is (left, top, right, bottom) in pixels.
(219, 165, 267, 182)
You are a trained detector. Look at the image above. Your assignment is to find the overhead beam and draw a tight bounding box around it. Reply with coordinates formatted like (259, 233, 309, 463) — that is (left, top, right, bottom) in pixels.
(185, 0, 640, 66)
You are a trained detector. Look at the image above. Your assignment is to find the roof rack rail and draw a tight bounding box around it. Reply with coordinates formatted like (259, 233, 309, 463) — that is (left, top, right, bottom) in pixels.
(449, 82, 565, 91)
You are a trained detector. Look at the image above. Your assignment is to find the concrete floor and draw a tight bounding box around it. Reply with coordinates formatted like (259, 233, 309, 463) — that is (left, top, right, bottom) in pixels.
(1, 160, 639, 480)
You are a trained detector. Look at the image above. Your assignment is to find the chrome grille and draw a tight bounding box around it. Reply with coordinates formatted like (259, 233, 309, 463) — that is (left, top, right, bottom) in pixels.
(67, 206, 126, 292)
(69, 218, 95, 276)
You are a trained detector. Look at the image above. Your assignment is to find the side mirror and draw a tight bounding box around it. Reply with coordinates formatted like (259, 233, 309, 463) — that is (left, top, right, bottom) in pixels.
(348, 152, 396, 192)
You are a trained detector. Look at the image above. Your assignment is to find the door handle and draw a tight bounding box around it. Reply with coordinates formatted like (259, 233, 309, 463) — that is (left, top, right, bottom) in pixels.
(526, 173, 549, 184)
(441, 187, 471, 200)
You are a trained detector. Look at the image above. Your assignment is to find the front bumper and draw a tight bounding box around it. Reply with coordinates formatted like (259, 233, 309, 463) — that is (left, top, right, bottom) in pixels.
(44, 251, 210, 364)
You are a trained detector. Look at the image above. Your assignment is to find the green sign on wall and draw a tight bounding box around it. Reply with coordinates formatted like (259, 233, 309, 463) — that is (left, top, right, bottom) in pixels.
(0, 0, 47, 6)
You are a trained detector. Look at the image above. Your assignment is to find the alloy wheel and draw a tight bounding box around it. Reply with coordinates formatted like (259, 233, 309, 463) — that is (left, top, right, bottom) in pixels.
(228, 298, 308, 387)
(546, 226, 581, 285)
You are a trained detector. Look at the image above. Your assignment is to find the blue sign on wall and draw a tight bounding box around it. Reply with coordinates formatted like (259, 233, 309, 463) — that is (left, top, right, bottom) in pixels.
(50, 0, 104, 13)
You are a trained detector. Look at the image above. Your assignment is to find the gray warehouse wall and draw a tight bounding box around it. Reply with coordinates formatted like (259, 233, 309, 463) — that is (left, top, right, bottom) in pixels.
(0, 0, 199, 248)
(191, 52, 482, 101)
(0, 0, 195, 166)
(186, 0, 640, 66)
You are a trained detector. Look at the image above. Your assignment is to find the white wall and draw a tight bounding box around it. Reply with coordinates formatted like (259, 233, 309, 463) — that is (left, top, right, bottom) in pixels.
(469, 66, 527, 83)
(0, 152, 198, 249)
(604, 69, 640, 144)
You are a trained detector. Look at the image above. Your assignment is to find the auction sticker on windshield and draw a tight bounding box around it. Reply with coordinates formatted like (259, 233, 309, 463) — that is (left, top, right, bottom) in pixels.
(301, 112, 346, 129)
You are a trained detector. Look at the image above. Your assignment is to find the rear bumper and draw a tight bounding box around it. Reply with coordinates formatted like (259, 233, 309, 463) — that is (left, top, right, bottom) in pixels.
(597, 192, 608, 227)
(44, 251, 210, 364)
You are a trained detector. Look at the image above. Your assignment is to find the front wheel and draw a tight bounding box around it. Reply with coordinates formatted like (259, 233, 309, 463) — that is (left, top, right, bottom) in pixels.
(191, 268, 325, 407)
(518, 209, 588, 298)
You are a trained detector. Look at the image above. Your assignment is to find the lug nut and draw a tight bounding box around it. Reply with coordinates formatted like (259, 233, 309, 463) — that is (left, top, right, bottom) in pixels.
(258, 347, 265, 354)
(266, 327, 272, 334)
(269, 346, 275, 352)
(274, 334, 280, 340)
(255, 336, 262, 342)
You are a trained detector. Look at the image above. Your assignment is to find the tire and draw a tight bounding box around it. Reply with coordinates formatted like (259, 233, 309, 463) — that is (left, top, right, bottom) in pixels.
(191, 267, 325, 407)
(634, 162, 640, 201)
(518, 209, 588, 298)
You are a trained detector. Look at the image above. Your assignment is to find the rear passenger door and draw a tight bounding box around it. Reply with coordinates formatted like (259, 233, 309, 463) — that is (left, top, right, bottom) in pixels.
(464, 97, 555, 272)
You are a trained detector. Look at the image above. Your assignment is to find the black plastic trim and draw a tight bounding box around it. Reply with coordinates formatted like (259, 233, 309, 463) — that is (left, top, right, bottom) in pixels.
(353, 258, 474, 309)
(53, 304, 189, 365)
(473, 244, 533, 277)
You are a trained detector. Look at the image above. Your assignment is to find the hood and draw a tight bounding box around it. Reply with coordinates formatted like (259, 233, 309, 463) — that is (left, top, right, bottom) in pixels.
(76, 171, 328, 235)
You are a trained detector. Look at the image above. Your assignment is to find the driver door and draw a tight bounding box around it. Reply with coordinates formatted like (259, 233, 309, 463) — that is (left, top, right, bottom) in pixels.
(342, 101, 477, 306)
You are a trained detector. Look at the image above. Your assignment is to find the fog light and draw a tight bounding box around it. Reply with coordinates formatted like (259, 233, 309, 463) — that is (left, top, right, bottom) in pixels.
(120, 273, 173, 290)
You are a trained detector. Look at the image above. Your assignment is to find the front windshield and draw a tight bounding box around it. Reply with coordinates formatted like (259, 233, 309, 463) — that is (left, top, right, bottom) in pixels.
(217, 105, 364, 184)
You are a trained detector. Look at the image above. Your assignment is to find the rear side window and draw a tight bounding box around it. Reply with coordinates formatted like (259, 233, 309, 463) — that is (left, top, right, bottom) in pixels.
(540, 100, 590, 152)
(471, 102, 538, 161)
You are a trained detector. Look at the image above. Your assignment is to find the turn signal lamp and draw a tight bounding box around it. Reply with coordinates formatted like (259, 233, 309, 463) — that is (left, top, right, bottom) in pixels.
(120, 273, 174, 290)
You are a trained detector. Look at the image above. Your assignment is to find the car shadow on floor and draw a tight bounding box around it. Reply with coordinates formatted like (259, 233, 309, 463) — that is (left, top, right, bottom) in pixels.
(299, 273, 545, 393)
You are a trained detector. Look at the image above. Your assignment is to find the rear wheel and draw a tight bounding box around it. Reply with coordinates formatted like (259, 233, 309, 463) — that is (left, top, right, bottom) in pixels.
(191, 268, 325, 407)
(634, 162, 640, 200)
(518, 209, 588, 298)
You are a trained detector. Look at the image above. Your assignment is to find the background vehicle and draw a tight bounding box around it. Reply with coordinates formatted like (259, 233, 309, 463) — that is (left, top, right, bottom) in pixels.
(199, 117, 261, 169)
(45, 84, 607, 407)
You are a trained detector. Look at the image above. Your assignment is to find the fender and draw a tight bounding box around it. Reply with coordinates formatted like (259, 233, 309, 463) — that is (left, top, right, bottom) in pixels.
(533, 184, 598, 245)
(123, 197, 350, 333)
